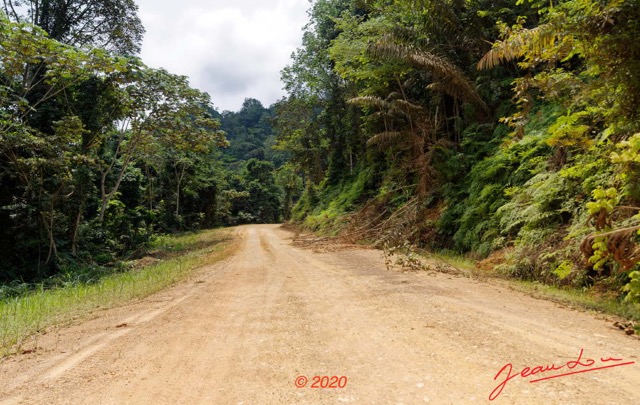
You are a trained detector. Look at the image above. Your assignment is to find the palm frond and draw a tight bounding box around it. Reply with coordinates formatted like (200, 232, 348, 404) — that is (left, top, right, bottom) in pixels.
(385, 92, 403, 101)
(370, 37, 487, 112)
(477, 23, 565, 70)
(427, 81, 468, 101)
(366, 131, 407, 148)
(349, 96, 415, 120)
(369, 37, 455, 78)
(348, 95, 391, 111)
(391, 99, 424, 114)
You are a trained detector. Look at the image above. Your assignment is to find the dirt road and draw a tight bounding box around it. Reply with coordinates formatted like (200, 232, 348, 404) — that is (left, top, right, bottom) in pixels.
(1, 225, 639, 404)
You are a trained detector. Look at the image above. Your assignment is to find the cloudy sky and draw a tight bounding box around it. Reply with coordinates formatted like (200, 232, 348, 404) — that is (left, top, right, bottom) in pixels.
(135, 0, 311, 112)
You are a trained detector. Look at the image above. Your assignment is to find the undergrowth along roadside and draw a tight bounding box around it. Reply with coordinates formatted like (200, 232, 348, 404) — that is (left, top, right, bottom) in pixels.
(507, 280, 640, 335)
(0, 228, 236, 357)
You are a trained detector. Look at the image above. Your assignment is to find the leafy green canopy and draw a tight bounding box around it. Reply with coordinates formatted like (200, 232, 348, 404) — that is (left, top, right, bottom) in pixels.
(2, 0, 144, 54)
(0, 11, 231, 283)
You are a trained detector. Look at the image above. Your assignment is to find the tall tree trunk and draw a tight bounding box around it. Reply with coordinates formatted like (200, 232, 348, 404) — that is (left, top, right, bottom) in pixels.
(98, 152, 133, 224)
(174, 163, 186, 220)
(43, 209, 58, 264)
(70, 204, 83, 256)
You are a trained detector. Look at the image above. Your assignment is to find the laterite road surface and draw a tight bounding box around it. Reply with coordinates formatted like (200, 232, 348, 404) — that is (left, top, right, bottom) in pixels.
(1, 225, 639, 404)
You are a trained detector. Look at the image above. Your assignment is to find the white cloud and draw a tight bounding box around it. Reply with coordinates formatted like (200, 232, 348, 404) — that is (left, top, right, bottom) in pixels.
(136, 0, 310, 111)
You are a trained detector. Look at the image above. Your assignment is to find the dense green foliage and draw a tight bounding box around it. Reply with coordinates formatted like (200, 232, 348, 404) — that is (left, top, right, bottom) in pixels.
(217, 99, 285, 167)
(276, 0, 640, 302)
(212, 99, 292, 225)
(0, 7, 287, 286)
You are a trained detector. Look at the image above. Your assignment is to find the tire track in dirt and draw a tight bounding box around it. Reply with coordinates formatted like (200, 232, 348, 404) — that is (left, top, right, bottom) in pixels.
(1, 225, 639, 404)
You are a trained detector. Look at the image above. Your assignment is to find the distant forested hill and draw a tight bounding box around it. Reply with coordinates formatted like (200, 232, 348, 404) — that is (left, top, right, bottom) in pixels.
(213, 98, 287, 168)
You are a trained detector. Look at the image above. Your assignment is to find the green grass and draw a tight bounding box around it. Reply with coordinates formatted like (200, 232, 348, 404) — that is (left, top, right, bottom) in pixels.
(508, 281, 640, 324)
(0, 228, 235, 357)
(427, 250, 478, 273)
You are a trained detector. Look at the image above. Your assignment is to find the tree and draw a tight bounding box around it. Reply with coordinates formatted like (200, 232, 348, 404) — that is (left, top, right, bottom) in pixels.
(278, 0, 365, 187)
(2, 0, 144, 54)
(218, 98, 277, 165)
(96, 65, 227, 224)
(1, 11, 231, 281)
(1, 12, 128, 273)
(275, 163, 303, 220)
(228, 159, 282, 224)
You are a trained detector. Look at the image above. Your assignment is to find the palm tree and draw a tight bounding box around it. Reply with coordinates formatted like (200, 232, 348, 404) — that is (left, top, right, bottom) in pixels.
(348, 32, 487, 196)
(349, 89, 450, 197)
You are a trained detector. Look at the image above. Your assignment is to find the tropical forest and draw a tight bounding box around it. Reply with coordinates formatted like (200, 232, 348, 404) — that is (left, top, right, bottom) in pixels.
(2, 0, 640, 342)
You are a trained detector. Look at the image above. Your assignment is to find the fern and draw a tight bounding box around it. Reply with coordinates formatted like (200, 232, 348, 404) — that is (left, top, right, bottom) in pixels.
(547, 110, 591, 147)
(477, 22, 570, 70)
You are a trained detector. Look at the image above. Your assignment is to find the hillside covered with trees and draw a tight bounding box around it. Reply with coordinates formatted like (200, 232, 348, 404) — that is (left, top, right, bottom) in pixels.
(275, 0, 640, 304)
